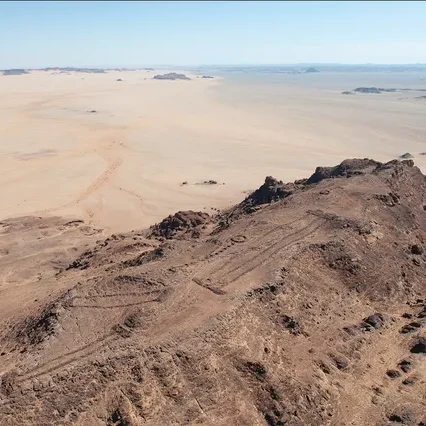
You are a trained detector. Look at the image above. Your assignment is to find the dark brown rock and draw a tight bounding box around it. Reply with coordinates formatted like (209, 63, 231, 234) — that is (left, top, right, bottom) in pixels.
(410, 337, 426, 354)
(411, 244, 424, 255)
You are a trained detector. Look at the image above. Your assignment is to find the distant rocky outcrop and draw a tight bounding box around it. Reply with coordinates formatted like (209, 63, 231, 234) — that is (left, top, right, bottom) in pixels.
(400, 153, 414, 159)
(342, 91, 354, 95)
(153, 72, 190, 81)
(354, 87, 397, 94)
(202, 75, 214, 79)
(305, 67, 320, 73)
(1, 69, 28, 76)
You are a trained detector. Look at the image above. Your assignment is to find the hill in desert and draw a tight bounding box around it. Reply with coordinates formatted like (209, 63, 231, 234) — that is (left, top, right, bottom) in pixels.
(1, 158, 426, 426)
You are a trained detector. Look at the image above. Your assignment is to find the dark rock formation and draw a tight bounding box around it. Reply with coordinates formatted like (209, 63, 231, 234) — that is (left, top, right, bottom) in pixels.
(386, 369, 401, 379)
(398, 360, 412, 373)
(153, 73, 190, 81)
(305, 67, 320, 73)
(240, 176, 296, 212)
(411, 244, 424, 255)
(410, 337, 426, 354)
(149, 210, 212, 239)
(306, 158, 380, 184)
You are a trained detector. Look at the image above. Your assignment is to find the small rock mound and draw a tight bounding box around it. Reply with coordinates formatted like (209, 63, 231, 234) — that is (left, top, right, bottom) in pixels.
(306, 158, 380, 184)
(150, 211, 212, 239)
(361, 313, 387, 330)
(240, 176, 296, 212)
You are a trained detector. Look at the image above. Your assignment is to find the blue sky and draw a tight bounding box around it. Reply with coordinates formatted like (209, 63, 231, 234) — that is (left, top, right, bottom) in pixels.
(0, 1, 425, 68)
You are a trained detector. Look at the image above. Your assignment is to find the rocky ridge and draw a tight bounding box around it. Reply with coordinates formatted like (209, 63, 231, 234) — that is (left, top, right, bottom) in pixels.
(0, 158, 426, 425)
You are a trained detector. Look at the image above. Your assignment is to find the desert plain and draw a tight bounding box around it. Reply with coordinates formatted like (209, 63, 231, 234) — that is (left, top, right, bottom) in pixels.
(1, 68, 426, 232)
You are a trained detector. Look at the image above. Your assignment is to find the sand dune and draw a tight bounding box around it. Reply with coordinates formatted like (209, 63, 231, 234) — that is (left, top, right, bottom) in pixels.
(1, 69, 426, 231)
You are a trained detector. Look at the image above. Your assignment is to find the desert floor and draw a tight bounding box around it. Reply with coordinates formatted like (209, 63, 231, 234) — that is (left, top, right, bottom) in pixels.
(1, 69, 425, 232)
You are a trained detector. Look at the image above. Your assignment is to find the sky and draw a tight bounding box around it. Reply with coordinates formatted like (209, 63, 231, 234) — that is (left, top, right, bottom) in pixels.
(0, 1, 425, 68)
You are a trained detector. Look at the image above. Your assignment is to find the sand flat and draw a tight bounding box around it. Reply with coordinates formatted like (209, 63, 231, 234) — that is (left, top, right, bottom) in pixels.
(1, 69, 426, 232)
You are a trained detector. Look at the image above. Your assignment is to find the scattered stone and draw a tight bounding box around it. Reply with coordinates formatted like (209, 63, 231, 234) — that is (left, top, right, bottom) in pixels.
(181, 181, 188, 185)
(281, 315, 302, 335)
(398, 359, 412, 373)
(375, 192, 400, 207)
(402, 377, 416, 386)
(386, 369, 401, 378)
(330, 354, 349, 371)
(417, 309, 426, 319)
(388, 408, 414, 424)
(410, 337, 426, 354)
(402, 313, 413, 319)
(361, 313, 386, 330)
(411, 244, 424, 255)
(116, 78, 123, 82)
(400, 322, 422, 334)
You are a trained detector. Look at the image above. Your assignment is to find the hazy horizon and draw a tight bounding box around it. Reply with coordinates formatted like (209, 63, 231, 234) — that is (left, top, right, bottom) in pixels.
(3, 63, 426, 72)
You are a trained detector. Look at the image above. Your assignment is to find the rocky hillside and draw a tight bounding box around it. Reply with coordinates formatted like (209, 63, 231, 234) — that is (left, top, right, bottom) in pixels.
(1, 159, 426, 426)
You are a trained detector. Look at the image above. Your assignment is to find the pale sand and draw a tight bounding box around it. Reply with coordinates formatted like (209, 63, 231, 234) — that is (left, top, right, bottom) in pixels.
(1, 69, 426, 232)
